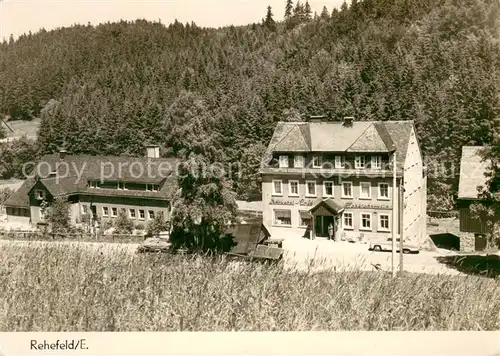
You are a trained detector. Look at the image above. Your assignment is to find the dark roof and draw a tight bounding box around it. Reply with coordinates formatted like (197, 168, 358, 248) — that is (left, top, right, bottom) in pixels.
(3, 178, 35, 208)
(228, 223, 270, 255)
(10, 154, 180, 203)
(310, 198, 345, 215)
(263, 120, 414, 170)
(34, 154, 179, 184)
(458, 146, 492, 199)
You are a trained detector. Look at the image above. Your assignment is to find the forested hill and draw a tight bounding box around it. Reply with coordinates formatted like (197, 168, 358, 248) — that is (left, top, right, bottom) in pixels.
(1, 0, 499, 208)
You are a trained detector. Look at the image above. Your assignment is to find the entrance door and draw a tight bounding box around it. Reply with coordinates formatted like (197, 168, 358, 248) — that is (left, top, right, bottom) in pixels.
(315, 215, 335, 238)
(323, 215, 334, 238)
(315, 215, 323, 237)
(90, 205, 97, 222)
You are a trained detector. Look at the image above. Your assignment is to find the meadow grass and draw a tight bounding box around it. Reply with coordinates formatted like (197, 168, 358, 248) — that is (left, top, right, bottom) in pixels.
(0, 242, 499, 331)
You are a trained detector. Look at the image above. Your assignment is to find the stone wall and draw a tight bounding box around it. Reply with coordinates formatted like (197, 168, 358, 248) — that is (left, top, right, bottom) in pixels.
(460, 231, 475, 252)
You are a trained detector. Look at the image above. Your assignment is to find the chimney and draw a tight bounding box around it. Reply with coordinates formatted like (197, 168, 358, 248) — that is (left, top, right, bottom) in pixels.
(343, 116, 354, 127)
(145, 144, 160, 158)
(59, 149, 68, 160)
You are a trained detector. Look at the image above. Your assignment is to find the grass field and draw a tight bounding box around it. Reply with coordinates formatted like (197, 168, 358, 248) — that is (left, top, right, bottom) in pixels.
(0, 118, 40, 141)
(0, 242, 499, 331)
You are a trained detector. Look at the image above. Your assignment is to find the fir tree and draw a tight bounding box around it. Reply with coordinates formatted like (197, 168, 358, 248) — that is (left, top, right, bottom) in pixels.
(284, 0, 293, 20)
(320, 6, 330, 20)
(264, 6, 277, 31)
(304, 1, 312, 20)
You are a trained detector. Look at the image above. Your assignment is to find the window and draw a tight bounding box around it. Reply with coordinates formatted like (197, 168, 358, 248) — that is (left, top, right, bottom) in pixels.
(89, 181, 100, 189)
(289, 180, 299, 196)
(35, 190, 46, 200)
(111, 207, 118, 217)
(148, 210, 155, 219)
(294, 155, 304, 168)
(335, 156, 345, 169)
(299, 211, 311, 227)
(355, 156, 366, 169)
(102, 207, 109, 217)
(360, 182, 371, 199)
(306, 181, 316, 197)
(342, 182, 353, 198)
(360, 213, 372, 230)
(312, 156, 322, 168)
(379, 214, 390, 231)
(371, 156, 382, 169)
(272, 180, 283, 196)
(343, 212, 353, 229)
(117, 182, 126, 190)
(274, 209, 291, 226)
(146, 184, 159, 192)
(129, 209, 136, 219)
(378, 183, 390, 200)
(139, 210, 145, 220)
(279, 155, 289, 168)
(323, 181, 334, 197)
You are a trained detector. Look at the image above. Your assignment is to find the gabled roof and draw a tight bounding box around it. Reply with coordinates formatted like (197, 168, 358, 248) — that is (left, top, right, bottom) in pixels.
(347, 123, 393, 152)
(7, 154, 180, 205)
(30, 176, 88, 197)
(34, 154, 179, 184)
(458, 146, 492, 200)
(263, 120, 414, 170)
(310, 198, 345, 215)
(3, 178, 35, 208)
(309, 121, 373, 151)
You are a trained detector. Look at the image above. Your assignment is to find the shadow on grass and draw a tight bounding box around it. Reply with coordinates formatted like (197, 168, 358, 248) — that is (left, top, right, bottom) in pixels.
(436, 254, 500, 278)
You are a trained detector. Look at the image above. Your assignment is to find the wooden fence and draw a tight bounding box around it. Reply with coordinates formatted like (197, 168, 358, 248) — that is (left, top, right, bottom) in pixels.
(0, 230, 145, 244)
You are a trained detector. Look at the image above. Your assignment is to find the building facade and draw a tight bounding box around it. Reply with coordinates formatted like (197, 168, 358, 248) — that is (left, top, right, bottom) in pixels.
(457, 146, 499, 252)
(260, 118, 427, 243)
(4, 145, 179, 229)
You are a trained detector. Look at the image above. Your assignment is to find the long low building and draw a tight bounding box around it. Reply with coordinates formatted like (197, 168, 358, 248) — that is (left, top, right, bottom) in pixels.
(3, 145, 179, 229)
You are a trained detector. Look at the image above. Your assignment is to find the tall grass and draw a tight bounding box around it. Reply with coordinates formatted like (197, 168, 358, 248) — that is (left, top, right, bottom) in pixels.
(0, 242, 499, 331)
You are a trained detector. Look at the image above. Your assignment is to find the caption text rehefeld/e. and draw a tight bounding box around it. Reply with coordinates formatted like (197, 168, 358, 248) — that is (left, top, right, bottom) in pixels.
(30, 339, 88, 351)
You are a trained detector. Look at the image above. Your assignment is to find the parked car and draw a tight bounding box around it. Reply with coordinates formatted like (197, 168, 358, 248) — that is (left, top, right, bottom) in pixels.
(369, 238, 420, 254)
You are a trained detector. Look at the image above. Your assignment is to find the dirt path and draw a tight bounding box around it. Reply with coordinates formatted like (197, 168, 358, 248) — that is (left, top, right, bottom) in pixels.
(0, 238, 465, 276)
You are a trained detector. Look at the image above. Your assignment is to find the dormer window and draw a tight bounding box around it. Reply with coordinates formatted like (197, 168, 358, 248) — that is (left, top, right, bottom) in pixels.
(355, 156, 366, 169)
(279, 155, 289, 168)
(312, 156, 322, 168)
(88, 181, 100, 189)
(146, 184, 159, 192)
(371, 156, 382, 169)
(294, 155, 304, 168)
(335, 156, 346, 169)
(35, 190, 46, 200)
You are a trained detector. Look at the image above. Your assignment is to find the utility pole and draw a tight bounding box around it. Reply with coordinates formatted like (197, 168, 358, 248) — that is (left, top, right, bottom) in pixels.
(399, 181, 404, 275)
(391, 151, 397, 278)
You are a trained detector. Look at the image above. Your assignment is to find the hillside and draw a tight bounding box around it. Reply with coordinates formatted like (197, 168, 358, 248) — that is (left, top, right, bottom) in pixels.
(0, 0, 499, 206)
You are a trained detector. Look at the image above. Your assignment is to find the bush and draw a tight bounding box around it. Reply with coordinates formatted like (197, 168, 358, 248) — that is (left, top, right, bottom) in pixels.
(100, 220, 113, 231)
(146, 213, 169, 238)
(114, 210, 133, 234)
(134, 223, 145, 230)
